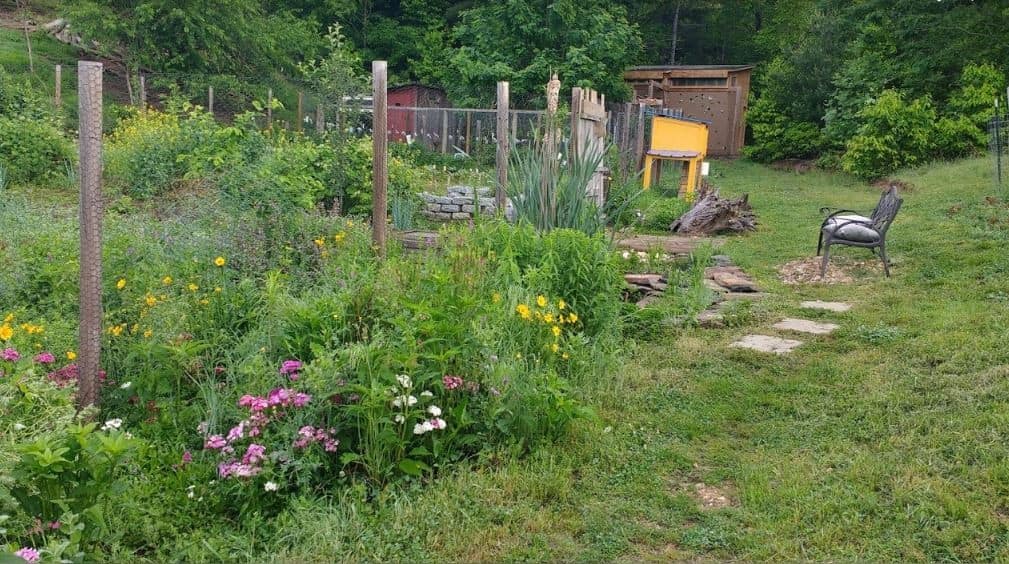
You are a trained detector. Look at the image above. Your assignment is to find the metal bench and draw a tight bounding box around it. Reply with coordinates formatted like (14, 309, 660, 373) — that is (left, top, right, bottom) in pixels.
(817, 186, 903, 278)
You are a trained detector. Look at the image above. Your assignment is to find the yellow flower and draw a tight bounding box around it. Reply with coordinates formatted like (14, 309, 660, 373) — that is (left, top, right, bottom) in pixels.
(550, 343, 560, 353)
(515, 352, 522, 359)
(3, 313, 13, 323)
(117, 278, 127, 290)
(492, 292, 501, 303)
(568, 313, 578, 324)
(516, 304, 531, 320)
(109, 325, 124, 337)
(199, 299, 210, 305)
(536, 295, 547, 308)
(214, 256, 226, 267)
(562, 352, 570, 360)
(551, 325, 561, 337)
(346, 220, 355, 228)
(130, 323, 139, 334)
(214, 286, 222, 293)
(0, 324, 12, 341)
(188, 283, 199, 292)
(162, 276, 173, 285)
(145, 294, 158, 307)
(314, 238, 326, 247)
(143, 329, 153, 338)
(66, 351, 77, 361)
(543, 313, 554, 324)
(558, 299, 566, 310)
(334, 231, 346, 243)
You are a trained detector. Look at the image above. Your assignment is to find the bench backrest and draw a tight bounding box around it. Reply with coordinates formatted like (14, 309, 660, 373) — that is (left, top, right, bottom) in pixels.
(870, 186, 903, 235)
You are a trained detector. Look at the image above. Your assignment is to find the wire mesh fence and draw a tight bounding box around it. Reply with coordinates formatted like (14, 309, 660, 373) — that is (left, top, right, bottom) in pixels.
(989, 110, 1009, 197)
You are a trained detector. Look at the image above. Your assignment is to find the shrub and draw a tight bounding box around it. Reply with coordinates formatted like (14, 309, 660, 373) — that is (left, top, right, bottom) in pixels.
(0, 116, 74, 187)
(841, 90, 938, 179)
(948, 62, 1006, 129)
(105, 110, 189, 198)
(743, 96, 824, 163)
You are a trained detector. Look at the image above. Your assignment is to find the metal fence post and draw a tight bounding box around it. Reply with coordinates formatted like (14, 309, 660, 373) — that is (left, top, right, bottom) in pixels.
(208, 86, 214, 114)
(77, 61, 104, 410)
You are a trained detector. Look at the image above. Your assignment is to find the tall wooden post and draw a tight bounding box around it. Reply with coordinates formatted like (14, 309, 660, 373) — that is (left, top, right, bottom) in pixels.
(315, 103, 324, 134)
(139, 73, 146, 110)
(635, 102, 646, 170)
(496, 81, 510, 211)
(77, 61, 104, 411)
(570, 87, 583, 159)
(620, 102, 632, 176)
(441, 109, 449, 154)
(372, 61, 388, 255)
(208, 86, 214, 114)
(511, 110, 518, 145)
(465, 111, 472, 156)
(266, 88, 273, 128)
(297, 91, 304, 132)
(54, 64, 62, 108)
(542, 74, 561, 225)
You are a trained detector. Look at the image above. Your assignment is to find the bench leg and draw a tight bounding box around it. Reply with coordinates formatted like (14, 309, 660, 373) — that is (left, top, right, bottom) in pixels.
(820, 243, 831, 279)
(816, 230, 823, 256)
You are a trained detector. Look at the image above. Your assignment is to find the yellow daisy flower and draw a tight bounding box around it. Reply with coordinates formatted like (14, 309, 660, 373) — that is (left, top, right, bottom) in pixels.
(117, 278, 127, 290)
(516, 304, 532, 320)
(536, 295, 547, 308)
(0, 324, 12, 341)
(67, 351, 77, 361)
(162, 276, 173, 285)
(551, 325, 561, 337)
(214, 256, 226, 267)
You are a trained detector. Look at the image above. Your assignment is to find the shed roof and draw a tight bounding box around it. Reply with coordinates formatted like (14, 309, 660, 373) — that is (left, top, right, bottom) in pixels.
(626, 65, 754, 72)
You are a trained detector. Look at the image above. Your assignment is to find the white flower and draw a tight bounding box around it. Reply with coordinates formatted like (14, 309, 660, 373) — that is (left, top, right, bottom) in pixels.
(603, 426, 613, 434)
(101, 418, 123, 431)
(264, 481, 279, 492)
(392, 395, 418, 408)
(392, 397, 402, 408)
(13, 423, 26, 431)
(186, 485, 196, 499)
(407, 395, 417, 406)
(124, 432, 134, 439)
(120, 381, 132, 389)
(621, 251, 631, 260)
(197, 421, 209, 434)
(413, 421, 434, 435)
(396, 374, 412, 388)
(427, 405, 442, 417)
(420, 390, 433, 398)
(394, 414, 405, 424)
(429, 417, 447, 430)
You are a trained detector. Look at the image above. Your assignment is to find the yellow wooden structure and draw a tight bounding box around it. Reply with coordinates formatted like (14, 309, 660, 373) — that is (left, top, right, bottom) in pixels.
(642, 112, 709, 200)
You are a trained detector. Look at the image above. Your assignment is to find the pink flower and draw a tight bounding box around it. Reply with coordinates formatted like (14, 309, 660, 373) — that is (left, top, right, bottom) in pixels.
(181, 451, 193, 464)
(243, 443, 266, 465)
(293, 392, 311, 407)
(267, 387, 291, 407)
(48, 521, 60, 530)
(204, 435, 227, 449)
(429, 417, 447, 430)
(280, 360, 302, 379)
(323, 438, 339, 452)
(226, 422, 246, 442)
(214, 365, 226, 376)
(298, 425, 315, 438)
(442, 374, 463, 390)
(14, 547, 40, 562)
(33, 352, 55, 364)
(2, 348, 21, 362)
(238, 394, 257, 407)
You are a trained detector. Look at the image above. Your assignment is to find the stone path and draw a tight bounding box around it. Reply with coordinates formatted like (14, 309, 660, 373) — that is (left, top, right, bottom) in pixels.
(772, 318, 839, 335)
(800, 300, 852, 312)
(730, 334, 803, 354)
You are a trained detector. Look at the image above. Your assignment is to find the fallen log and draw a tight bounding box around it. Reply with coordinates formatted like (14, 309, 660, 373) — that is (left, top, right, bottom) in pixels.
(670, 186, 756, 235)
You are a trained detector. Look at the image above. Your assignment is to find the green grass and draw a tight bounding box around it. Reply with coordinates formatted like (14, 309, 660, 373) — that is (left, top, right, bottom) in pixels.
(254, 156, 1009, 562)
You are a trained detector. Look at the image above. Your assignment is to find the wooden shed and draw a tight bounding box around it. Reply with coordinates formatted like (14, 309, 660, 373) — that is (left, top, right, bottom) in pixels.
(624, 65, 753, 157)
(387, 84, 449, 142)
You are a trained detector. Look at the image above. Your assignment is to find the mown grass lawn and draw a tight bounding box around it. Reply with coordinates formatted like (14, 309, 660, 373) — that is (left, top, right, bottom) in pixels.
(256, 156, 1009, 562)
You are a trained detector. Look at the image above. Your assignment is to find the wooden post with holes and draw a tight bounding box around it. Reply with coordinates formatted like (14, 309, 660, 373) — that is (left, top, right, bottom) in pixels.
(372, 61, 388, 255)
(496, 81, 510, 211)
(77, 61, 103, 411)
(441, 109, 449, 154)
(297, 91, 304, 132)
(54, 64, 62, 108)
(267, 88, 273, 128)
(208, 86, 214, 114)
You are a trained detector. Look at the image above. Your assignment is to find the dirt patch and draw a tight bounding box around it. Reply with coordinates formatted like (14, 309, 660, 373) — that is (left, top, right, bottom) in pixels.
(872, 178, 914, 193)
(691, 482, 734, 509)
(778, 255, 885, 285)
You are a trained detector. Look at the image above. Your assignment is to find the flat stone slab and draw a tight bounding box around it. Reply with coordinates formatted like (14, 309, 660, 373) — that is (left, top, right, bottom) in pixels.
(773, 318, 839, 335)
(730, 334, 803, 354)
(800, 300, 852, 312)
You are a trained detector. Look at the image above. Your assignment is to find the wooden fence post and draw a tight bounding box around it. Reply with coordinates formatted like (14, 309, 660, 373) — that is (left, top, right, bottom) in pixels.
(496, 81, 510, 211)
(620, 102, 631, 176)
(465, 111, 472, 156)
(139, 73, 146, 110)
(297, 91, 304, 132)
(316, 103, 324, 134)
(441, 109, 449, 154)
(208, 86, 214, 114)
(635, 102, 646, 171)
(372, 61, 388, 255)
(267, 88, 273, 128)
(77, 61, 104, 411)
(570, 87, 583, 159)
(54, 64, 62, 108)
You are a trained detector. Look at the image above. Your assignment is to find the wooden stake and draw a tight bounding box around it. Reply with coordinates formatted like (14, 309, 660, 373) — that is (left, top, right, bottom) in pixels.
(77, 61, 104, 410)
(24, 22, 34, 75)
(372, 61, 388, 255)
(465, 111, 472, 156)
(54, 64, 61, 108)
(570, 87, 583, 159)
(496, 81, 510, 211)
(139, 73, 146, 110)
(297, 91, 304, 132)
(441, 109, 449, 154)
(635, 102, 646, 170)
(316, 103, 324, 134)
(267, 88, 273, 128)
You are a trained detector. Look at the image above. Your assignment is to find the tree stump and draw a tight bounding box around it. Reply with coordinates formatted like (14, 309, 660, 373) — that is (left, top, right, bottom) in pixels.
(670, 185, 756, 235)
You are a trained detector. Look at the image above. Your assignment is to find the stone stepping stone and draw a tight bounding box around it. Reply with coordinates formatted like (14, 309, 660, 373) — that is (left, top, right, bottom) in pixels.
(773, 318, 839, 335)
(730, 334, 803, 354)
(800, 300, 851, 313)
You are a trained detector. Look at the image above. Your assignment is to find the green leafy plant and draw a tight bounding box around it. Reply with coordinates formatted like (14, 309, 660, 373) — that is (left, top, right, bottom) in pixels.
(508, 140, 606, 235)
